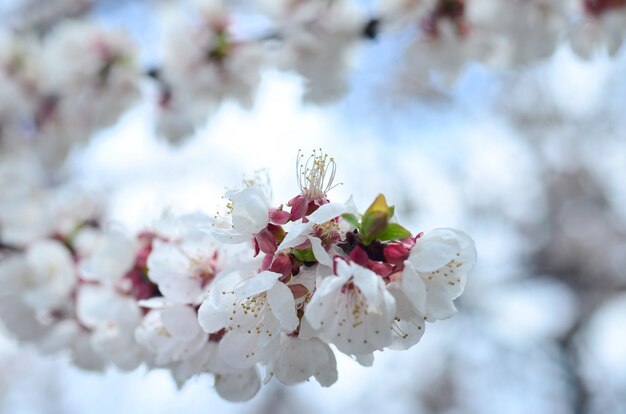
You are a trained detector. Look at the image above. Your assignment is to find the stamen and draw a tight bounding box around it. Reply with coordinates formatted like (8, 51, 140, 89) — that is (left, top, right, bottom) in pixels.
(296, 149, 341, 200)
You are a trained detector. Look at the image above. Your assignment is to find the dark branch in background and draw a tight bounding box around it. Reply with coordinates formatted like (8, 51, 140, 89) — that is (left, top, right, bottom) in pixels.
(362, 18, 381, 40)
(0, 241, 23, 254)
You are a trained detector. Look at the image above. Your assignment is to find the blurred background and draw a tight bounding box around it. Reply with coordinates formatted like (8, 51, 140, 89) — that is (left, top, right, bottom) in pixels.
(1, 1, 626, 413)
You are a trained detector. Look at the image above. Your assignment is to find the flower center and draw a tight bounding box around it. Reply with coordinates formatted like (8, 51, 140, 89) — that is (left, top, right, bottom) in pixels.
(313, 220, 341, 247)
(296, 149, 339, 200)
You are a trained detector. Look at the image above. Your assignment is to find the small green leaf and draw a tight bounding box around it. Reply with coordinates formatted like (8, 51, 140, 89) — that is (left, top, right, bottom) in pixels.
(361, 211, 388, 245)
(387, 205, 395, 219)
(292, 248, 316, 263)
(365, 194, 389, 216)
(361, 194, 392, 244)
(377, 223, 412, 242)
(341, 213, 360, 229)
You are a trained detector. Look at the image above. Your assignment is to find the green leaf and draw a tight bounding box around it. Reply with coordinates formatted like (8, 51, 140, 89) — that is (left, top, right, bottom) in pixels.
(365, 194, 389, 216)
(387, 205, 395, 219)
(292, 248, 316, 263)
(377, 223, 412, 242)
(361, 211, 388, 245)
(361, 194, 391, 244)
(341, 213, 360, 229)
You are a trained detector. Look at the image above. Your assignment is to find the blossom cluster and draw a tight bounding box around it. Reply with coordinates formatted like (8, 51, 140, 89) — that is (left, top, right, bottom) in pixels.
(0, 20, 139, 169)
(0, 150, 476, 401)
(3, 0, 626, 164)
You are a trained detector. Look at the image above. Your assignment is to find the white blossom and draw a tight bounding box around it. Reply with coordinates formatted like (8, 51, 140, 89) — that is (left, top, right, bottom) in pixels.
(262, 0, 366, 103)
(267, 334, 338, 387)
(387, 261, 427, 350)
(79, 228, 136, 284)
(407, 228, 477, 321)
(135, 305, 207, 366)
(305, 260, 396, 356)
(21, 239, 76, 312)
(569, 8, 626, 59)
(147, 233, 220, 305)
(198, 269, 298, 368)
(210, 186, 270, 243)
(276, 201, 347, 267)
(76, 285, 145, 370)
(214, 366, 262, 402)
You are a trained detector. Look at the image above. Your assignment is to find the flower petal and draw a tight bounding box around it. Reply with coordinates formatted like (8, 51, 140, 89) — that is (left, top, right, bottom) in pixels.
(309, 236, 333, 267)
(266, 282, 298, 332)
(234, 271, 281, 299)
(161, 305, 201, 340)
(214, 367, 261, 402)
(276, 222, 312, 251)
(307, 202, 347, 224)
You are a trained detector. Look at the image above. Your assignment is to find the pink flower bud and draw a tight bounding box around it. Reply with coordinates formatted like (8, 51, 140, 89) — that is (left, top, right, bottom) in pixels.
(384, 243, 410, 265)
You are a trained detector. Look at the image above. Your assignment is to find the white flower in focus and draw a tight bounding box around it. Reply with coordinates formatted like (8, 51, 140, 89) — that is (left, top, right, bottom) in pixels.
(210, 186, 270, 243)
(305, 260, 396, 356)
(277, 201, 347, 267)
(387, 261, 427, 350)
(135, 305, 207, 365)
(198, 269, 298, 368)
(407, 228, 476, 321)
(267, 334, 338, 387)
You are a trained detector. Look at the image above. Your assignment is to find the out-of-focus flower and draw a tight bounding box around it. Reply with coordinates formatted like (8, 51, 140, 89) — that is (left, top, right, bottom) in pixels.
(135, 304, 207, 366)
(261, 0, 366, 103)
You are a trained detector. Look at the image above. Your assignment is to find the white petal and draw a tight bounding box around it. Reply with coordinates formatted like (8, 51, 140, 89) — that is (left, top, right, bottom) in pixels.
(79, 230, 136, 283)
(198, 300, 229, 333)
(276, 222, 311, 251)
(270, 336, 337, 387)
(401, 261, 428, 317)
(410, 236, 459, 272)
(388, 317, 425, 351)
(234, 271, 281, 298)
(410, 228, 476, 273)
(354, 353, 374, 367)
(214, 367, 261, 402)
(309, 236, 333, 267)
(352, 264, 382, 308)
(218, 330, 263, 369)
(161, 305, 201, 340)
(210, 229, 254, 244)
(414, 229, 476, 321)
(424, 285, 459, 320)
(307, 202, 347, 224)
(76, 285, 141, 330)
(305, 276, 346, 330)
(227, 187, 269, 235)
(266, 282, 298, 332)
(138, 297, 168, 309)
